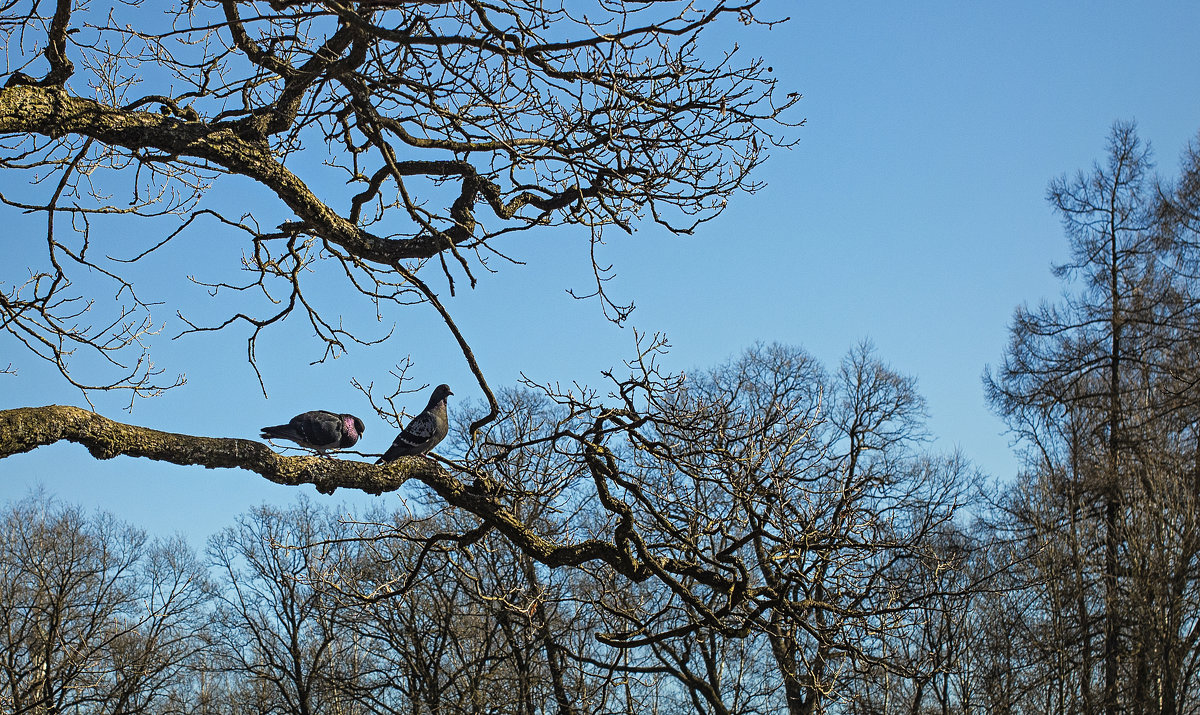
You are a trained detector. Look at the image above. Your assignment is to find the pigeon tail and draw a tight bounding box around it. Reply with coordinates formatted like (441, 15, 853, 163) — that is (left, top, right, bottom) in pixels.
(261, 424, 301, 442)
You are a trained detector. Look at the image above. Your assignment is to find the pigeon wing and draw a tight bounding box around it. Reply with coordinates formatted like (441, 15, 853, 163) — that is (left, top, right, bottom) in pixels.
(292, 411, 343, 450)
(377, 412, 436, 463)
(403, 411, 437, 441)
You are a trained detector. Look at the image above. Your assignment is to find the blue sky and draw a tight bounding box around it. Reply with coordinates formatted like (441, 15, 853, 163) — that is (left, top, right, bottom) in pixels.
(3, 3, 1200, 541)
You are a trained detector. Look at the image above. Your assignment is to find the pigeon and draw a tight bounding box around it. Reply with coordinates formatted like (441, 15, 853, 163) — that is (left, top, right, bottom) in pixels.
(377, 384, 452, 463)
(261, 411, 365, 453)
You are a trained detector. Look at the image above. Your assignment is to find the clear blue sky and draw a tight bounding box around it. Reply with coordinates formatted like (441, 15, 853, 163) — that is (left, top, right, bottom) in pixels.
(4, 3, 1200, 541)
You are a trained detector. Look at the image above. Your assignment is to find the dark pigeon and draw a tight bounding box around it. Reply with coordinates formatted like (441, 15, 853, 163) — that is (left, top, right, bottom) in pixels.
(261, 411, 365, 453)
(377, 384, 452, 464)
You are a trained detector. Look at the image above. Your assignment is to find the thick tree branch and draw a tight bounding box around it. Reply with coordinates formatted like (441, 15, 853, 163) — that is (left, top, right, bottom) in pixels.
(0, 84, 440, 264)
(0, 405, 425, 494)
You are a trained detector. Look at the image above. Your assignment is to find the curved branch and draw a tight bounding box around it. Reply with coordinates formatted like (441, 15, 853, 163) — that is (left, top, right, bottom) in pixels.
(43, 0, 76, 86)
(0, 84, 434, 264)
(395, 266, 499, 436)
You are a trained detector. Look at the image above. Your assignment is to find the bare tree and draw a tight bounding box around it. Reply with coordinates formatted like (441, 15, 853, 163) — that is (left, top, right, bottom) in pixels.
(985, 121, 1200, 715)
(321, 390, 623, 714)
(0, 13, 986, 712)
(0, 3, 802, 604)
(207, 498, 373, 715)
(336, 508, 591, 714)
(986, 121, 1158, 715)
(175, 343, 976, 715)
(0, 492, 212, 715)
(415, 341, 978, 715)
(0, 10, 818, 705)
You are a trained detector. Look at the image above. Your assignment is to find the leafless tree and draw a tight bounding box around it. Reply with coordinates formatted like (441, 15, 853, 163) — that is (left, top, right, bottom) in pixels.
(207, 498, 373, 715)
(8, 340, 988, 715)
(0, 3, 803, 611)
(333, 507, 596, 714)
(985, 121, 1200, 715)
(0, 492, 212, 715)
(843, 525, 989, 715)
(185, 342, 975, 715)
(0, 9, 989, 712)
(411, 341, 979, 715)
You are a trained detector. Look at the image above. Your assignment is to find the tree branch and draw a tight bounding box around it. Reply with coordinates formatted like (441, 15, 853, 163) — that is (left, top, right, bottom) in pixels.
(0, 84, 438, 264)
(0, 405, 425, 495)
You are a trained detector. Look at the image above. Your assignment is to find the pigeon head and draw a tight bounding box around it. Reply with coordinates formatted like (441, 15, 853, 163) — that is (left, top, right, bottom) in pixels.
(344, 414, 366, 438)
(337, 414, 366, 448)
(430, 384, 453, 404)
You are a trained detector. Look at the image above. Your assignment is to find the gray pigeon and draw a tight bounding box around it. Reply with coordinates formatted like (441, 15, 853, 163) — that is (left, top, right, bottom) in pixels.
(377, 384, 452, 463)
(261, 411, 365, 452)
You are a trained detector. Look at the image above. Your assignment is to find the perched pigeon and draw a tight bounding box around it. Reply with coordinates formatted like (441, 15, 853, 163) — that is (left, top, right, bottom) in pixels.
(261, 411, 365, 453)
(377, 384, 452, 463)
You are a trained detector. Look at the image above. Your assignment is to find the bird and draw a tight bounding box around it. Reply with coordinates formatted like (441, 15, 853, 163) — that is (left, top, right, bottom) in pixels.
(260, 411, 365, 453)
(377, 384, 452, 464)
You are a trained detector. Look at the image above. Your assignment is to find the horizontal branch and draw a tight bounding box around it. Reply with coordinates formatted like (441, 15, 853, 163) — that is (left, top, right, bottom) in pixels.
(0, 404, 425, 495)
